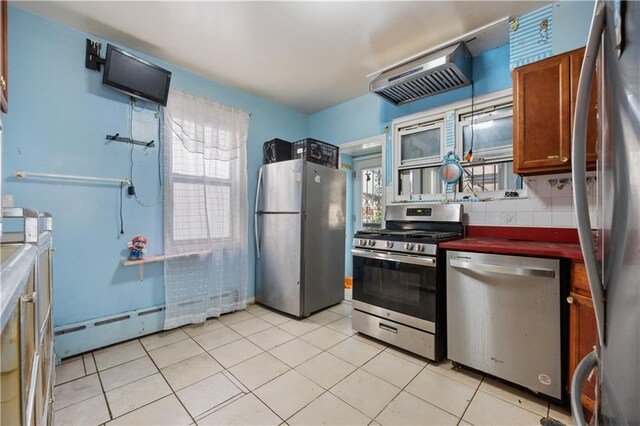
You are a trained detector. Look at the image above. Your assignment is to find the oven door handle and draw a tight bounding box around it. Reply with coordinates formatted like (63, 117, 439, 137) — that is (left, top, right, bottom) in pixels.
(351, 248, 436, 267)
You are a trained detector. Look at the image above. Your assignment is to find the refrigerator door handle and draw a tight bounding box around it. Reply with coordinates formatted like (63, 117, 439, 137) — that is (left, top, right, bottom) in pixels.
(572, 0, 606, 347)
(255, 167, 263, 258)
(571, 350, 599, 426)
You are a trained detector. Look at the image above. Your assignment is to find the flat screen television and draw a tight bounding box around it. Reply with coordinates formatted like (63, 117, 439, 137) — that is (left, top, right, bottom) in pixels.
(102, 44, 172, 106)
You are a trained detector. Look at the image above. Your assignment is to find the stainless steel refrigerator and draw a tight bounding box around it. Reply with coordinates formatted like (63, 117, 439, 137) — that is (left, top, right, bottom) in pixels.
(571, 1, 639, 425)
(254, 159, 346, 317)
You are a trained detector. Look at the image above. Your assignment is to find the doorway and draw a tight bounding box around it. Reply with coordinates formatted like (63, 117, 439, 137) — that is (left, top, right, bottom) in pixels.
(354, 156, 384, 232)
(338, 134, 386, 289)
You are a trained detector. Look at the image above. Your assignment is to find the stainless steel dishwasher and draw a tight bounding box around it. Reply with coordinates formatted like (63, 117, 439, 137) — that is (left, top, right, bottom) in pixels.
(446, 250, 563, 400)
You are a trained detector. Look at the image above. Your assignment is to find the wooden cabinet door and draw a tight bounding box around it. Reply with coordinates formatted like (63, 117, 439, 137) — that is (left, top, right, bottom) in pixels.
(568, 291, 597, 413)
(0, 0, 7, 113)
(513, 54, 572, 175)
(570, 48, 598, 170)
(568, 261, 597, 416)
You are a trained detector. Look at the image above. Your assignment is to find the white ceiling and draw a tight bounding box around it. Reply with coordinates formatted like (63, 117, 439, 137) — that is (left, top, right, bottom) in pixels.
(14, 1, 548, 114)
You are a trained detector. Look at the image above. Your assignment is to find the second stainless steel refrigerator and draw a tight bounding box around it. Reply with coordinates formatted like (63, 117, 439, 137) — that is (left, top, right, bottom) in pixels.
(254, 159, 346, 317)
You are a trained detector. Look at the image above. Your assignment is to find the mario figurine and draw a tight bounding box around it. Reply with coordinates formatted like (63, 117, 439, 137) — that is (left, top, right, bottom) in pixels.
(127, 235, 148, 261)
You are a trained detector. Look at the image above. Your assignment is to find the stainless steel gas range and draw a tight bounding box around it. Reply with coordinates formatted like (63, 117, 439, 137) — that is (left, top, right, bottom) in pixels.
(351, 203, 463, 361)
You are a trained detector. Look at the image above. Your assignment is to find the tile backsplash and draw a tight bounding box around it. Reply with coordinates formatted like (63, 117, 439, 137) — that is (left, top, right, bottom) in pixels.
(462, 172, 598, 228)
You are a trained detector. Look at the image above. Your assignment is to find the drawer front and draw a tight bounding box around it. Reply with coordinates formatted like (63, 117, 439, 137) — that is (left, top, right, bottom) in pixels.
(351, 310, 435, 360)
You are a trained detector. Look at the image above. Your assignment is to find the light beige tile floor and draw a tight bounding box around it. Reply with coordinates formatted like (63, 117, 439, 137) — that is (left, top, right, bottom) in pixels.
(53, 297, 576, 426)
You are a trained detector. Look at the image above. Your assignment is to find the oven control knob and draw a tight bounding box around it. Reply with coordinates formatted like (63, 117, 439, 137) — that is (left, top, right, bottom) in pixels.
(368, 240, 376, 247)
(359, 239, 366, 246)
(386, 241, 394, 248)
(404, 243, 414, 250)
(416, 244, 424, 252)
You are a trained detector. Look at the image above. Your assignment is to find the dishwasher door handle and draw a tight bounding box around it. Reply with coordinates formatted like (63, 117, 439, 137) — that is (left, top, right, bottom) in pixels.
(449, 259, 556, 278)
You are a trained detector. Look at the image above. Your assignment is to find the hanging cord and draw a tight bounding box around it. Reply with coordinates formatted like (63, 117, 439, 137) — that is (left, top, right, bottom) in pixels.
(157, 105, 162, 187)
(119, 182, 125, 234)
(465, 56, 475, 162)
(129, 102, 135, 184)
(129, 100, 163, 207)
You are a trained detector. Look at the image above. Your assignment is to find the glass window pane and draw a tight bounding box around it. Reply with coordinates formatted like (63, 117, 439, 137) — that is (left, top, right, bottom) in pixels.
(360, 167, 382, 228)
(460, 161, 519, 193)
(172, 133, 204, 176)
(204, 159, 230, 179)
(172, 123, 231, 179)
(172, 183, 208, 241)
(400, 127, 441, 164)
(206, 185, 231, 239)
(398, 166, 444, 196)
(462, 112, 513, 158)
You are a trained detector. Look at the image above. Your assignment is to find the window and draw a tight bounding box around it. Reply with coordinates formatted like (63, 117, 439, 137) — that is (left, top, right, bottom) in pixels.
(398, 120, 444, 167)
(456, 101, 520, 195)
(391, 89, 521, 201)
(394, 115, 446, 198)
(398, 166, 444, 197)
(360, 166, 383, 229)
(458, 104, 513, 162)
(169, 121, 233, 243)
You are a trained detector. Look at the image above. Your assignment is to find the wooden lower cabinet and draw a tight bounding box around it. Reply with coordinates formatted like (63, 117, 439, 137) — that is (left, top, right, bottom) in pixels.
(567, 261, 597, 418)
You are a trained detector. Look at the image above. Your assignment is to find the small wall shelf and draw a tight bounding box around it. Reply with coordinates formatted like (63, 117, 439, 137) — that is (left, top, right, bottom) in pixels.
(121, 251, 210, 280)
(121, 255, 165, 280)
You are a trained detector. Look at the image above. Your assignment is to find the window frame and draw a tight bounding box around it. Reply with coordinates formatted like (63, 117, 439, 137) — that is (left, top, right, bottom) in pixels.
(391, 88, 526, 202)
(455, 97, 514, 165)
(392, 109, 447, 202)
(397, 120, 446, 168)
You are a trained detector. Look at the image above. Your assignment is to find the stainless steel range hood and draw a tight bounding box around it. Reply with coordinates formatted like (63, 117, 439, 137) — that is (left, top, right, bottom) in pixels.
(370, 42, 472, 105)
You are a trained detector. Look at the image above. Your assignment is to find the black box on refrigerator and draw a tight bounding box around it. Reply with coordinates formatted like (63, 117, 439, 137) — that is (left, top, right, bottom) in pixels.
(263, 138, 292, 164)
(291, 138, 339, 169)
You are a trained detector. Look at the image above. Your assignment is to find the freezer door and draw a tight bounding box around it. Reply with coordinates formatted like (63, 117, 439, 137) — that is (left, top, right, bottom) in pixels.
(256, 213, 302, 316)
(302, 164, 346, 315)
(261, 159, 304, 213)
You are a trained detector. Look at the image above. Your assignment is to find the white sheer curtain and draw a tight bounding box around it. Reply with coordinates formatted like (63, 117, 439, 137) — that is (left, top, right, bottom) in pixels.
(163, 88, 249, 329)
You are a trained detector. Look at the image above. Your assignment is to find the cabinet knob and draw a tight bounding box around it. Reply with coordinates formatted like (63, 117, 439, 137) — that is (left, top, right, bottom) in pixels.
(566, 296, 575, 304)
(547, 155, 569, 163)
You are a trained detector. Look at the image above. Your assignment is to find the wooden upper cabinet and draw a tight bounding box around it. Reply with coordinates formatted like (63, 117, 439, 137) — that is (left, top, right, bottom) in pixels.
(0, 0, 7, 113)
(513, 48, 597, 175)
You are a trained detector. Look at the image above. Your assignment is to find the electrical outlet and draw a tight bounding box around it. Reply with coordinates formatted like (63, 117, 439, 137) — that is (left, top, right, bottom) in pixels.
(2, 194, 14, 208)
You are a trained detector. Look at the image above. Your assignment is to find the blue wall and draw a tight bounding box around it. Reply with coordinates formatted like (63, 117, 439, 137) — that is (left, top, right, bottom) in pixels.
(3, 6, 307, 328)
(553, 1, 595, 55)
(308, 94, 383, 145)
(3, 1, 594, 340)
(308, 43, 512, 152)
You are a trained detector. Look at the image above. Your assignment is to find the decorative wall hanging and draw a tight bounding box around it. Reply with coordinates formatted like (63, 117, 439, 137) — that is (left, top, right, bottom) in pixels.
(509, 4, 554, 70)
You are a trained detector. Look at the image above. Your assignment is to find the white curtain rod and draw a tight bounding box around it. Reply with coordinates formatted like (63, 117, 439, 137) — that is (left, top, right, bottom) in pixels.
(14, 170, 131, 185)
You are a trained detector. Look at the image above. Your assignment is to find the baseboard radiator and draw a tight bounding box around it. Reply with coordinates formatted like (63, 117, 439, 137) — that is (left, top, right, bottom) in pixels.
(54, 295, 255, 362)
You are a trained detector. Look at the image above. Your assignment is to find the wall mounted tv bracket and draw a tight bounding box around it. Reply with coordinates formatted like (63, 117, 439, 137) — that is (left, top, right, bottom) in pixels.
(106, 133, 155, 148)
(86, 39, 105, 71)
